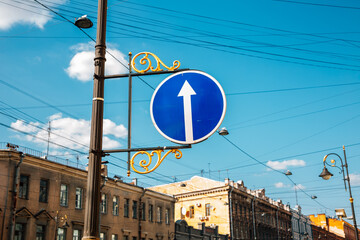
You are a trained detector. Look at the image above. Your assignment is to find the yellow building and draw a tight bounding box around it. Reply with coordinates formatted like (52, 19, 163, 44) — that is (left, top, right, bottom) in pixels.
(309, 214, 359, 239)
(150, 176, 292, 240)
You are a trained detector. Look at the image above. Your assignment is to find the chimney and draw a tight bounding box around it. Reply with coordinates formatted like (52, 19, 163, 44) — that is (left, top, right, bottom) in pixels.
(132, 178, 138, 186)
(225, 178, 229, 185)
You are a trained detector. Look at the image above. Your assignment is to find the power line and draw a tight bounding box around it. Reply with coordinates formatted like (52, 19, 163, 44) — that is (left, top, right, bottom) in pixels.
(219, 135, 336, 210)
(9, 0, 360, 71)
(227, 82, 360, 96)
(273, 0, 360, 10)
(0, 78, 79, 119)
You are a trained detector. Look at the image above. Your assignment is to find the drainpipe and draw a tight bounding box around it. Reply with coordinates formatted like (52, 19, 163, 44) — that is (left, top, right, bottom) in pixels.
(276, 207, 279, 240)
(252, 196, 256, 240)
(228, 186, 233, 240)
(9, 152, 24, 240)
(139, 188, 146, 240)
(1, 153, 13, 240)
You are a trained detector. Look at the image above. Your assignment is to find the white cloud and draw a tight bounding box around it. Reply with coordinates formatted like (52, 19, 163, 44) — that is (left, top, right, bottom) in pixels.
(0, 0, 67, 30)
(266, 159, 306, 170)
(10, 113, 127, 150)
(274, 182, 290, 188)
(350, 173, 360, 186)
(66, 42, 128, 82)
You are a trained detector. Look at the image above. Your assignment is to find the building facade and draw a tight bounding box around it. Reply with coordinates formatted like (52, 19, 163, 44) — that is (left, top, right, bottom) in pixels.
(311, 224, 344, 240)
(175, 220, 228, 240)
(150, 176, 293, 240)
(291, 206, 313, 240)
(309, 214, 359, 240)
(0, 148, 175, 240)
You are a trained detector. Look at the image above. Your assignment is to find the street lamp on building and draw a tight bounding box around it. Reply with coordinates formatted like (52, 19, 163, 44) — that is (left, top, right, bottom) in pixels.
(319, 146, 359, 240)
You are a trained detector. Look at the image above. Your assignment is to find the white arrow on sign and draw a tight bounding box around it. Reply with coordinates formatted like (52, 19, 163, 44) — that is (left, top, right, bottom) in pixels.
(178, 80, 196, 142)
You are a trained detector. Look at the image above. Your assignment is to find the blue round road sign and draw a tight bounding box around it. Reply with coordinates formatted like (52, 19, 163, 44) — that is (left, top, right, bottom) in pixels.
(150, 70, 226, 145)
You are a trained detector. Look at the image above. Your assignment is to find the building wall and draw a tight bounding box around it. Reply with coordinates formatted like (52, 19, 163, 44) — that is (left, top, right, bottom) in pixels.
(150, 176, 293, 240)
(311, 224, 344, 240)
(309, 214, 360, 240)
(291, 208, 313, 240)
(0, 150, 175, 240)
(175, 220, 228, 240)
(150, 176, 231, 236)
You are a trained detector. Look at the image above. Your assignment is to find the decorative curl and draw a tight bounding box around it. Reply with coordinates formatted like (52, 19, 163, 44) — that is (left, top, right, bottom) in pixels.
(131, 52, 180, 74)
(323, 153, 343, 173)
(130, 149, 182, 174)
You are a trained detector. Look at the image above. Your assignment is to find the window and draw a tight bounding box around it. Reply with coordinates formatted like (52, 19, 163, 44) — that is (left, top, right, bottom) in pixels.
(19, 175, 29, 199)
(36, 225, 46, 240)
(148, 204, 153, 222)
(123, 236, 128, 240)
(165, 208, 170, 225)
(57, 228, 66, 240)
(60, 184, 68, 206)
(156, 206, 162, 223)
(205, 203, 211, 216)
(124, 199, 129, 217)
(75, 188, 83, 209)
(132, 237, 137, 240)
(100, 232, 106, 240)
(15, 223, 26, 240)
(73, 229, 82, 240)
(101, 193, 107, 214)
(141, 202, 146, 221)
(111, 234, 118, 240)
(112, 196, 119, 216)
(180, 207, 185, 220)
(39, 179, 48, 202)
(132, 201, 138, 219)
(189, 206, 194, 218)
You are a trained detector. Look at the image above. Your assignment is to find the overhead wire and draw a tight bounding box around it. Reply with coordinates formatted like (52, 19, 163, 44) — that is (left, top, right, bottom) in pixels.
(120, 0, 360, 46)
(4, 0, 358, 197)
(219, 135, 334, 211)
(228, 87, 360, 130)
(272, 0, 360, 10)
(10, 0, 360, 71)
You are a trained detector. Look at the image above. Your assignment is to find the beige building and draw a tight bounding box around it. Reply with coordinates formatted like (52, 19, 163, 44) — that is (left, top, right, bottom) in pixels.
(0, 146, 175, 240)
(150, 176, 292, 240)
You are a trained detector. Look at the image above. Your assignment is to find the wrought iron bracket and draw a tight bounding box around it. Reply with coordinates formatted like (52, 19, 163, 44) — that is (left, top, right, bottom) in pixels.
(103, 145, 191, 176)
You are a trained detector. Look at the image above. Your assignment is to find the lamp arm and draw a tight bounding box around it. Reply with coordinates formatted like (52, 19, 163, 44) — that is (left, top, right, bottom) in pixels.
(323, 152, 347, 190)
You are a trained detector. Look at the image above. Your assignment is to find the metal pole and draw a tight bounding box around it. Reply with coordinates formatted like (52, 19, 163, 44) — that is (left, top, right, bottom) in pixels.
(228, 187, 233, 240)
(343, 146, 359, 240)
(127, 53, 133, 177)
(82, 0, 107, 238)
(276, 207, 279, 240)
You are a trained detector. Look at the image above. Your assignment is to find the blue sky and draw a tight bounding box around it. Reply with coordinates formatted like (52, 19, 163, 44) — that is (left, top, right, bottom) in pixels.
(1, 0, 360, 219)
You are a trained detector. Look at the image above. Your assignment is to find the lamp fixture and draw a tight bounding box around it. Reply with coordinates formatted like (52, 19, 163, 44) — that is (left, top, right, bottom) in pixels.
(74, 15, 93, 29)
(319, 167, 333, 180)
(218, 127, 229, 136)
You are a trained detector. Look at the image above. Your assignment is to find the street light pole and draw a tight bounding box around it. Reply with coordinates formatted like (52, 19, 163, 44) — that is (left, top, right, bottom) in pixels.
(82, 0, 107, 238)
(342, 146, 359, 240)
(319, 146, 359, 240)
